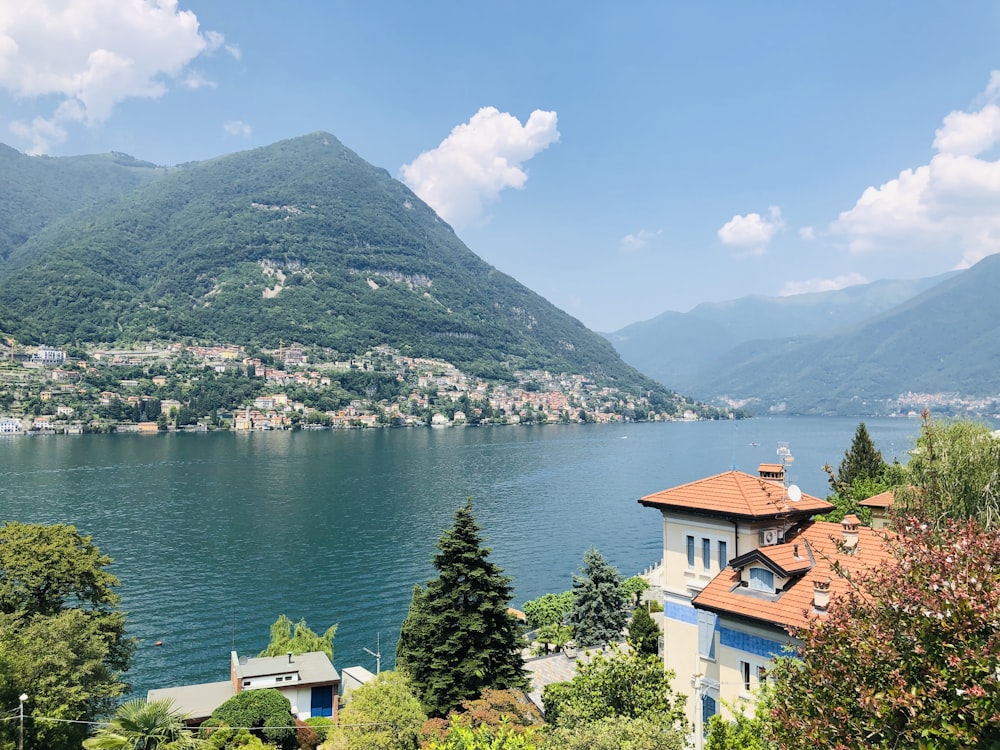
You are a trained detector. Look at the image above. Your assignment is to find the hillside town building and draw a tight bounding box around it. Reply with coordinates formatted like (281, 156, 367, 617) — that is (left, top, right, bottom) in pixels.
(639, 457, 894, 747)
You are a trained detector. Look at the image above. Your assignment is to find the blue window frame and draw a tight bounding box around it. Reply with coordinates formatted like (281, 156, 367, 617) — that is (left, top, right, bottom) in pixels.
(686, 535, 695, 568)
(718, 540, 728, 568)
(702, 538, 711, 571)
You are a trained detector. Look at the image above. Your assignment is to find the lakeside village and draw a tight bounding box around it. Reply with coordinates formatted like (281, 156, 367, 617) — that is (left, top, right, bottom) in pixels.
(0, 341, 732, 435)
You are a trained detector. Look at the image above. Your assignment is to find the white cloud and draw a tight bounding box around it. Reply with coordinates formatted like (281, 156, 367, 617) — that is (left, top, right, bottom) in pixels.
(799, 226, 816, 241)
(779, 272, 868, 296)
(399, 106, 560, 228)
(182, 70, 216, 90)
(223, 120, 251, 139)
(932, 104, 1000, 156)
(833, 70, 1000, 268)
(0, 0, 225, 154)
(620, 228, 662, 252)
(717, 206, 784, 253)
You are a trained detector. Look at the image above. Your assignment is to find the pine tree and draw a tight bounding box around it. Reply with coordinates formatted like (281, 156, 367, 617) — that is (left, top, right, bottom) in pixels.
(395, 501, 527, 717)
(569, 548, 628, 647)
(830, 422, 886, 491)
(627, 606, 661, 656)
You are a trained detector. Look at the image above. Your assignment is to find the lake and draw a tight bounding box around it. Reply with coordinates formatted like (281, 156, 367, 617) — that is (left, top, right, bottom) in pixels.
(0, 416, 920, 696)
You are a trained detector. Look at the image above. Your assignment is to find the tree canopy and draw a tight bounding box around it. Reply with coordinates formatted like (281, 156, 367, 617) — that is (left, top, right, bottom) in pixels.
(82, 698, 202, 750)
(768, 518, 1000, 749)
(521, 591, 573, 630)
(540, 646, 687, 734)
(202, 689, 295, 750)
(258, 614, 336, 661)
(395, 501, 527, 716)
(327, 671, 426, 750)
(568, 548, 627, 648)
(896, 414, 1000, 530)
(0, 522, 133, 750)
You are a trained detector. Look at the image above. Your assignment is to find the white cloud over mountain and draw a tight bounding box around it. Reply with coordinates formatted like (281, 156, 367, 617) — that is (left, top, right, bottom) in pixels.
(0, 0, 224, 154)
(832, 71, 1000, 268)
(399, 107, 560, 229)
(779, 272, 868, 296)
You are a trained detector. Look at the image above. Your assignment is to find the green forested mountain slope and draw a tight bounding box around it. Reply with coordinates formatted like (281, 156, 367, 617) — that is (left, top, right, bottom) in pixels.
(0, 144, 161, 261)
(685, 254, 1000, 413)
(604, 274, 954, 390)
(0, 133, 668, 395)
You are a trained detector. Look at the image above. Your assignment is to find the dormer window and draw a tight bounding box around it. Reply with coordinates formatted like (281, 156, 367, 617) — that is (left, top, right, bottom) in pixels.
(748, 567, 775, 593)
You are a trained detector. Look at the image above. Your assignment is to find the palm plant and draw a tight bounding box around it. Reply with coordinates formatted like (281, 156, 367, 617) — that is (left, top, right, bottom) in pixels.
(83, 698, 204, 750)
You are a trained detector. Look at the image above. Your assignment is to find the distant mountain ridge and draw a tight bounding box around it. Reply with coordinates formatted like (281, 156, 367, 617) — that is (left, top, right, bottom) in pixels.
(605, 259, 999, 415)
(691, 254, 1000, 413)
(605, 274, 954, 390)
(0, 133, 690, 407)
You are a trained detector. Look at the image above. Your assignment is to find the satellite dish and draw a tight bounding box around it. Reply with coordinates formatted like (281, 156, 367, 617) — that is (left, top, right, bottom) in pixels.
(787, 484, 802, 502)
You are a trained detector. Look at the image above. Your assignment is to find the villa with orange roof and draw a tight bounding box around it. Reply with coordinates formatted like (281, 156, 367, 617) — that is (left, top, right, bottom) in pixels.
(859, 488, 895, 529)
(639, 460, 895, 747)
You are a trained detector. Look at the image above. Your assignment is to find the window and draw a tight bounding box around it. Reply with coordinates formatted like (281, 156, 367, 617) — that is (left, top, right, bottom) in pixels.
(748, 567, 775, 592)
(686, 535, 695, 568)
(718, 540, 728, 568)
(740, 661, 751, 692)
(757, 665, 768, 684)
(697, 611, 717, 660)
(702, 538, 711, 571)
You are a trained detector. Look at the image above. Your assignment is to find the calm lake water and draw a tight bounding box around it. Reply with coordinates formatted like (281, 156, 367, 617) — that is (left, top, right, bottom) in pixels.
(0, 417, 920, 696)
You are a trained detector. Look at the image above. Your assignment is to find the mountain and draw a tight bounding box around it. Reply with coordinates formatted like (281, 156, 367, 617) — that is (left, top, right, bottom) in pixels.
(0, 144, 161, 262)
(686, 254, 1000, 413)
(0, 133, 682, 402)
(604, 274, 954, 390)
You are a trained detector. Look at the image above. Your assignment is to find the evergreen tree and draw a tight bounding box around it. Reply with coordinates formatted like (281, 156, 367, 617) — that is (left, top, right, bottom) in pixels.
(627, 607, 660, 656)
(829, 421, 886, 492)
(395, 501, 527, 717)
(569, 548, 627, 648)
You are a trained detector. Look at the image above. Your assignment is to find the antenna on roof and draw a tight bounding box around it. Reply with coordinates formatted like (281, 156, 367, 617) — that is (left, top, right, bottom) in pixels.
(776, 443, 794, 486)
(363, 633, 382, 674)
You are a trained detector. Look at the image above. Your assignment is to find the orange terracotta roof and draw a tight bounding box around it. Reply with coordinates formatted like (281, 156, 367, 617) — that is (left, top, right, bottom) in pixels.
(752, 541, 813, 575)
(758, 463, 784, 473)
(693, 521, 895, 630)
(639, 470, 833, 520)
(859, 489, 895, 509)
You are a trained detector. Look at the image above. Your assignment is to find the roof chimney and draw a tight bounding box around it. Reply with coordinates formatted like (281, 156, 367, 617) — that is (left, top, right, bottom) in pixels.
(841, 515, 860, 551)
(287, 652, 293, 664)
(813, 577, 832, 611)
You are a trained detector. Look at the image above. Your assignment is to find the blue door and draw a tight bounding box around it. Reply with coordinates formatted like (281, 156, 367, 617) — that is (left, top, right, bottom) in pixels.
(310, 686, 334, 717)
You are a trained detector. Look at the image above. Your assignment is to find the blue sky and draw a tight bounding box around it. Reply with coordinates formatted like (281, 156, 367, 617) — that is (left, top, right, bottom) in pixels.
(3, 2, 1000, 332)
